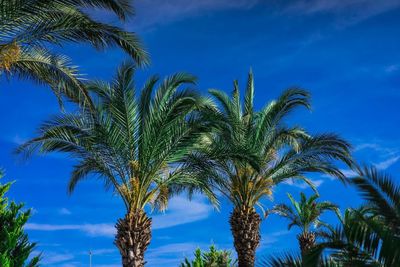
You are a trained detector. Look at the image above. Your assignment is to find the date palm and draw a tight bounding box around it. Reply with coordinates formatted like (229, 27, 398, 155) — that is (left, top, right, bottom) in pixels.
(321, 167, 400, 266)
(185, 71, 353, 267)
(272, 193, 339, 255)
(0, 0, 148, 106)
(18, 63, 215, 267)
(262, 167, 400, 267)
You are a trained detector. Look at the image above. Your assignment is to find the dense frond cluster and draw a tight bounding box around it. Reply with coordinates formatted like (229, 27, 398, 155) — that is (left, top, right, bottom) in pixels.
(186, 71, 353, 214)
(18, 62, 215, 213)
(0, 0, 148, 105)
(261, 167, 400, 267)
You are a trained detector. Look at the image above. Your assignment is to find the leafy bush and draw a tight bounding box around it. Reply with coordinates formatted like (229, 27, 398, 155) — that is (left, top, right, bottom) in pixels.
(0, 170, 40, 267)
(180, 245, 237, 267)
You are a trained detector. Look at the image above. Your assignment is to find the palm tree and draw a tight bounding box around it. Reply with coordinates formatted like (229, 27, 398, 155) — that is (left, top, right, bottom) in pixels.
(272, 193, 339, 255)
(262, 166, 400, 266)
(0, 0, 148, 106)
(185, 71, 353, 267)
(18, 63, 216, 267)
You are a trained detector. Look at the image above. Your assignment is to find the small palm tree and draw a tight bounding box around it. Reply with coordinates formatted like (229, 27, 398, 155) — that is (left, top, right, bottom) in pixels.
(272, 193, 339, 255)
(262, 166, 400, 266)
(0, 0, 148, 106)
(323, 166, 400, 266)
(185, 71, 353, 267)
(18, 63, 215, 267)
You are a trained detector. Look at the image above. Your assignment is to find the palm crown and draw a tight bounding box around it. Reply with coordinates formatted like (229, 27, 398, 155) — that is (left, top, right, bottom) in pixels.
(185, 71, 353, 266)
(273, 193, 339, 233)
(264, 167, 400, 267)
(18, 62, 218, 265)
(18, 62, 215, 212)
(0, 0, 148, 105)
(187, 71, 352, 214)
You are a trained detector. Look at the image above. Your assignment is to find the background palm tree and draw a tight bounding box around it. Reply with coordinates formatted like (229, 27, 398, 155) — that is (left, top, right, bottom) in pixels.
(262, 166, 400, 267)
(18, 63, 216, 267)
(0, 0, 148, 106)
(272, 193, 339, 255)
(185, 71, 353, 267)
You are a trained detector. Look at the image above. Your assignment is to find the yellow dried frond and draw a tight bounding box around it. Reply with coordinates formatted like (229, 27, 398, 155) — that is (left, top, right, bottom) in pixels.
(158, 184, 169, 200)
(129, 160, 140, 175)
(0, 41, 21, 71)
(118, 183, 131, 201)
(129, 176, 140, 193)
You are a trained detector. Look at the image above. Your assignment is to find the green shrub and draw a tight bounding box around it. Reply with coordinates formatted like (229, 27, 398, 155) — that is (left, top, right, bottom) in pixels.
(180, 245, 237, 267)
(0, 170, 40, 267)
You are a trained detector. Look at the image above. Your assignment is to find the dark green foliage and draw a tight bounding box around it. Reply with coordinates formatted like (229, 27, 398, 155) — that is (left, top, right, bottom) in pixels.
(18, 62, 216, 212)
(18, 62, 217, 264)
(185, 71, 353, 266)
(0, 0, 148, 106)
(186, 70, 353, 217)
(260, 166, 400, 267)
(272, 192, 339, 233)
(181, 245, 237, 267)
(0, 170, 40, 267)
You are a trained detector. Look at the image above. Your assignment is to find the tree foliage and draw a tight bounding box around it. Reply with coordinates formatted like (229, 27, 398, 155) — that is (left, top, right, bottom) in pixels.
(272, 192, 339, 233)
(180, 245, 237, 267)
(0, 170, 40, 267)
(260, 166, 400, 267)
(0, 0, 148, 106)
(185, 70, 352, 217)
(18, 61, 216, 215)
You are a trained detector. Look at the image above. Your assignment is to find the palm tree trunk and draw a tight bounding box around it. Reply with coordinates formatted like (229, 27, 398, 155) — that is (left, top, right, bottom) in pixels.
(230, 206, 261, 267)
(114, 210, 152, 267)
(297, 231, 316, 255)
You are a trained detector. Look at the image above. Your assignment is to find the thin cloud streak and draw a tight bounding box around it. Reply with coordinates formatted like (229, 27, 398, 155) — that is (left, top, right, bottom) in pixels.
(25, 196, 213, 236)
(25, 223, 115, 237)
(133, 0, 259, 29)
(284, 0, 400, 27)
(374, 156, 400, 170)
(152, 196, 212, 229)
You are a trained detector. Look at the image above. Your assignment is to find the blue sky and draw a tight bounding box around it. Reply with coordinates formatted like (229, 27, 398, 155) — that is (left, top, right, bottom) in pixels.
(1, 0, 400, 266)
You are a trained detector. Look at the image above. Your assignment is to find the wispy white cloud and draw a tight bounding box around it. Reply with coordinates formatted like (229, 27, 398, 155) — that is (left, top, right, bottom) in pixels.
(354, 141, 400, 170)
(152, 196, 213, 229)
(374, 156, 400, 170)
(322, 168, 358, 181)
(260, 230, 291, 249)
(285, 0, 400, 27)
(25, 223, 115, 237)
(89, 248, 116, 255)
(354, 142, 397, 154)
(42, 252, 74, 265)
(147, 242, 199, 258)
(384, 64, 399, 73)
(58, 208, 72, 216)
(26, 196, 212, 237)
(134, 0, 259, 29)
(283, 178, 324, 189)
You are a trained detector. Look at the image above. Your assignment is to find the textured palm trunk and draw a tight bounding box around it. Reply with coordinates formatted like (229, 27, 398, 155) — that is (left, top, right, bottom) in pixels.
(297, 231, 316, 255)
(114, 210, 152, 267)
(230, 207, 261, 267)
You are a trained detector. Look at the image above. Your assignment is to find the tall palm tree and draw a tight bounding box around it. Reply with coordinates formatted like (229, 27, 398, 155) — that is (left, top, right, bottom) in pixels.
(0, 0, 148, 106)
(18, 63, 216, 267)
(272, 193, 339, 255)
(262, 166, 400, 267)
(185, 71, 353, 267)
